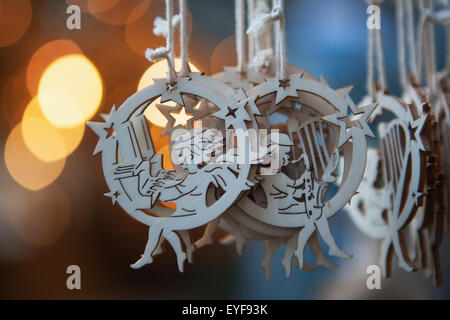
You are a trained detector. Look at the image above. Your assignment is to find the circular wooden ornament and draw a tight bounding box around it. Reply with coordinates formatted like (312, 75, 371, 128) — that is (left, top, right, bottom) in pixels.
(233, 73, 375, 270)
(88, 72, 260, 272)
(345, 89, 434, 279)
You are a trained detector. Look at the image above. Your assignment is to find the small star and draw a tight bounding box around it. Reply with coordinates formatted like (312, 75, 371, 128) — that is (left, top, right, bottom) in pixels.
(170, 107, 194, 127)
(408, 122, 418, 140)
(105, 190, 121, 205)
(323, 103, 377, 147)
(226, 106, 238, 118)
(104, 124, 115, 139)
(279, 79, 290, 89)
(154, 77, 190, 105)
(412, 191, 424, 206)
(87, 105, 117, 155)
(405, 104, 429, 151)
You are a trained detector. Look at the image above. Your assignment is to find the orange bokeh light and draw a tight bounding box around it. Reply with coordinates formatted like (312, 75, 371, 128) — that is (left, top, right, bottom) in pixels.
(210, 35, 237, 74)
(0, 0, 32, 47)
(22, 97, 85, 162)
(26, 40, 83, 96)
(125, 1, 192, 57)
(91, 0, 150, 26)
(4, 123, 66, 191)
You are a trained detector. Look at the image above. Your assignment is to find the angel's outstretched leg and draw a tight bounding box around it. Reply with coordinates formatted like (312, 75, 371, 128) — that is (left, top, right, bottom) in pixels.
(130, 225, 163, 269)
(315, 213, 352, 260)
(163, 229, 186, 272)
(293, 257, 315, 271)
(261, 240, 279, 280)
(219, 234, 236, 245)
(308, 231, 338, 270)
(195, 219, 220, 249)
(392, 229, 415, 272)
(281, 235, 299, 277)
(179, 230, 195, 263)
(294, 221, 316, 269)
(222, 215, 245, 255)
(380, 236, 393, 278)
(406, 226, 418, 262)
(153, 237, 164, 256)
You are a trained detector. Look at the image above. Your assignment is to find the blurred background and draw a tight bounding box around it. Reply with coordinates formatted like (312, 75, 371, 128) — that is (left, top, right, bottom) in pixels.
(0, 0, 449, 299)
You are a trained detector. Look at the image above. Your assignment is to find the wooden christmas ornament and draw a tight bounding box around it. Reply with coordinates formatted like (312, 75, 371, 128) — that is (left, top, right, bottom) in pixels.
(88, 0, 261, 272)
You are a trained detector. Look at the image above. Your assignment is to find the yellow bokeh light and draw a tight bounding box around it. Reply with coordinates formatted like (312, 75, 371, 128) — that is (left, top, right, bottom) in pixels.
(144, 98, 174, 128)
(139, 58, 198, 127)
(21, 117, 66, 163)
(4, 123, 65, 191)
(22, 97, 85, 162)
(38, 54, 103, 128)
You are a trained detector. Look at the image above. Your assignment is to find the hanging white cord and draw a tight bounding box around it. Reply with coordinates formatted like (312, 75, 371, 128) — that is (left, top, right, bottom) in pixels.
(247, 0, 255, 63)
(247, 0, 286, 73)
(417, 0, 429, 82)
(146, 0, 177, 84)
(396, 0, 407, 93)
(277, 0, 286, 80)
(272, 0, 279, 76)
(447, 26, 450, 75)
(236, 0, 246, 74)
(367, 23, 376, 100)
(417, 0, 437, 97)
(365, 0, 386, 100)
(405, 0, 418, 81)
(179, 0, 190, 77)
(248, 0, 273, 70)
(427, 0, 437, 97)
(167, 0, 175, 73)
(375, 26, 386, 90)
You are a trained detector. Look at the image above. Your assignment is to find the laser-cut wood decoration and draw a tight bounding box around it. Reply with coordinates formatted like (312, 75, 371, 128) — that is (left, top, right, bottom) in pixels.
(403, 79, 446, 285)
(88, 72, 262, 272)
(195, 73, 376, 278)
(345, 90, 435, 278)
(435, 76, 450, 237)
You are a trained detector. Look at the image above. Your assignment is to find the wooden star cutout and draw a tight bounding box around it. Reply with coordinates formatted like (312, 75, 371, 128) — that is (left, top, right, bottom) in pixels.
(153, 77, 191, 105)
(412, 191, 424, 206)
(87, 105, 117, 155)
(157, 97, 213, 136)
(226, 106, 238, 118)
(104, 123, 115, 139)
(266, 74, 303, 105)
(279, 79, 290, 89)
(171, 107, 194, 127)
(104, 190, 120, 205)
(405, 105, 429, 152)
(213, 93, 250, 128)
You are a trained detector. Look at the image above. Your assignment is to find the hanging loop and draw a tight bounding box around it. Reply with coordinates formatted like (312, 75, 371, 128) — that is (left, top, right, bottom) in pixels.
(365, 0, 386, 101)
(145, 0, 177, 85)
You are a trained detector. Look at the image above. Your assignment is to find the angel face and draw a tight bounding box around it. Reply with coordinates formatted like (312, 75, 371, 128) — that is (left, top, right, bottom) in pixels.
(262, 133, 293, 174)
